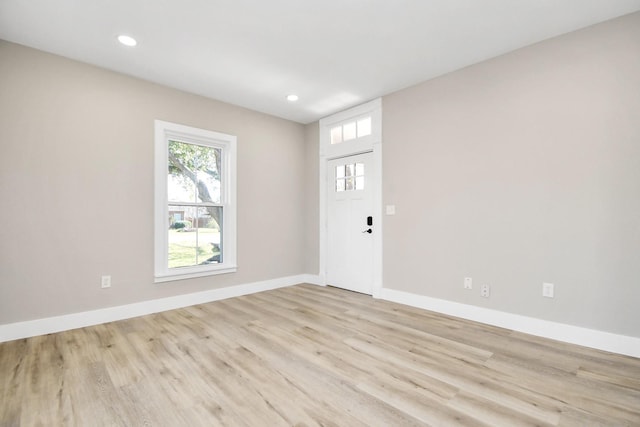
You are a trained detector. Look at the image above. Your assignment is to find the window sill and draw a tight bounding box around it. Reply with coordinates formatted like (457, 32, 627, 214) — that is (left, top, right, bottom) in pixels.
(155, 265, 237, 283)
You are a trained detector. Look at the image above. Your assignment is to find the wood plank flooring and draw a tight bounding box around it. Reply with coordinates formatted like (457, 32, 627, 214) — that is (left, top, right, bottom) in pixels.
(1, 284, 639, 426)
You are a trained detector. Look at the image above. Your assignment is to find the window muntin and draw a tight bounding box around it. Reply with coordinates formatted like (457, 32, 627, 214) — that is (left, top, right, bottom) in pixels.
(155, 120, 236, 282)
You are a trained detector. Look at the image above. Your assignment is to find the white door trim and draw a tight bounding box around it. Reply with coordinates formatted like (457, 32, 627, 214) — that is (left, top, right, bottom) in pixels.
(319, 99, 383, 297)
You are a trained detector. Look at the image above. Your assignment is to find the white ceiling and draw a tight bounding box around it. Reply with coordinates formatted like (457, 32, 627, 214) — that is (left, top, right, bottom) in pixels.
(1, 1, 640, 124)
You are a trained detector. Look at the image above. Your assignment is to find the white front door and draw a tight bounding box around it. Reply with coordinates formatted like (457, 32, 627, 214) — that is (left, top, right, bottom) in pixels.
(327, 152, 374, 294)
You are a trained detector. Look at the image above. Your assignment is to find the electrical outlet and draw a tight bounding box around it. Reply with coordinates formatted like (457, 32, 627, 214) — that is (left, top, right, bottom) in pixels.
(481, 284, 490, 298)
(101, 275, 111, 288)
(543, 282, 554, 298)
(464, 277, 473, 290)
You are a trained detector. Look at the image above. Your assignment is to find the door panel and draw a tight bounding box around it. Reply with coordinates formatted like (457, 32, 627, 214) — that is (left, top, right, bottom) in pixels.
(327, 152, 374, 294)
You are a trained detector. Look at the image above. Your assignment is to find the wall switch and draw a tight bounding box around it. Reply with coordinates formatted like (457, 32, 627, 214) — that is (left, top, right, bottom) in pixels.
(101, 275, 111, 288)
(543, 282, 554, 298)
(385, 205, 396, 215)
(481, 284, 490, 298)
(464, 277, 473, 289)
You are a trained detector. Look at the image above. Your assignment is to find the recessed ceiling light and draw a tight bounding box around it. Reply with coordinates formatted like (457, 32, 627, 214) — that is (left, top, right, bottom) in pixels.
(117, 35, 137, 47)
(286, 94, 299, 102)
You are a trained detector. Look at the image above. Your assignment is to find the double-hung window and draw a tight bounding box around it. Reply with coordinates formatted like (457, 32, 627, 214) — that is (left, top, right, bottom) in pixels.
(154, 120, 237, 282)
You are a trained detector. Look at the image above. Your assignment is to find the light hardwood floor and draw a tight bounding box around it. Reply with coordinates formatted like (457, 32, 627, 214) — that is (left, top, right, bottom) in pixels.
(1, 284, 639, 426)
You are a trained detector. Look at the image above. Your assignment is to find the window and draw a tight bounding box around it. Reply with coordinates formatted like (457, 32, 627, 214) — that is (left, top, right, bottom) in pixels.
(330, 116, 372, 144)
(335, 162, 365, 192)
(154, 120, 236, 282)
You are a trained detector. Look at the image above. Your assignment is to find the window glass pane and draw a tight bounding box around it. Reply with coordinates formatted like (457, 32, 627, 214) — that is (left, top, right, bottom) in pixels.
(168, 205, 198, 268)
(330, 126, 343, 144)
(355, 176, 364, 190)
(345, 163, 355, 177)
(336, 179, 345, 192)
(343, 122, 356, 141)
(197, 148, 221, 204)
(168, 141, 221, 203)
(168, 171, 196, 204)
(345, 177, 354, 191)
(355, 163, 364, 176)
(357, 117, 372, 137)
(335, 165, 345, 179)
(198, 207, 222, 264)
(168, 205, 223, 268)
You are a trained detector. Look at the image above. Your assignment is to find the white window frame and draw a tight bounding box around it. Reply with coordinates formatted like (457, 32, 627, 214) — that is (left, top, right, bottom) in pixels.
(154, 120, 237, 282)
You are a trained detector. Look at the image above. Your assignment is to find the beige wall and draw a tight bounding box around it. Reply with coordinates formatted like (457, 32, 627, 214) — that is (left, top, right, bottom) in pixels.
(0, 40, 308, 324)
(382, 12, 640, 337)
(2, 12, 639, 339)
(303, 122, 320, 274)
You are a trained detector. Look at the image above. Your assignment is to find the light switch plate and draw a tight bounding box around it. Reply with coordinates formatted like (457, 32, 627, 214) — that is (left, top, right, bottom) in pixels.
(543, 282, 554, 298)
(101, 275, 111, 288)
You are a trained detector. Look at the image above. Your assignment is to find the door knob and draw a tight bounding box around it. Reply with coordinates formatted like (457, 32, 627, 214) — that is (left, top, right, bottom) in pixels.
(362, 228, 372, 234)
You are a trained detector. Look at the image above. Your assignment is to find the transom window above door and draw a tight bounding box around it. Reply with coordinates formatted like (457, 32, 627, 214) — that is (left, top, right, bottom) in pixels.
(330, 116, 372, 144)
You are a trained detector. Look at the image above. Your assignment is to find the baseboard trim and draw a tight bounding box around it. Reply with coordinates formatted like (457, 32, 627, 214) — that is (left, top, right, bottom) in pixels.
(379, 288, 640, 358)
(5, 278, 636, 358)
(300, 274, 324, 286)
(0, 274, 311, 343)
